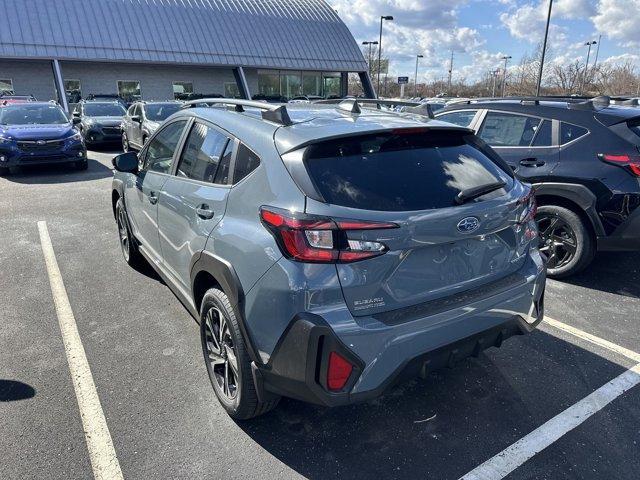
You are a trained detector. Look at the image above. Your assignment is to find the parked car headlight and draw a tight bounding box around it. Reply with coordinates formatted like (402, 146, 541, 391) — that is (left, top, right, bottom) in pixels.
(68, 131, 82, 141)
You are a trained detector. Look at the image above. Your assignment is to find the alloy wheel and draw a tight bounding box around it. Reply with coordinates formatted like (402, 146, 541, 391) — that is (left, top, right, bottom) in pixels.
(117, 206, 130, 261)
(204, 306, 239, 400)
(537, 213, 577, 270)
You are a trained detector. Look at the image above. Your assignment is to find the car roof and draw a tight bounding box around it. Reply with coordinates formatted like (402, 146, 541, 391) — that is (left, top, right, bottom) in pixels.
(181, 102, 471, 155)
(441, 98, 640, 125)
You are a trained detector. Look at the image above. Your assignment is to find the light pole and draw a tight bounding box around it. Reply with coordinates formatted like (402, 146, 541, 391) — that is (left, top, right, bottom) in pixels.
(414, 54, 424, 97)
(362, 41, 378, 77)
(536, 0, 553, 96)
(447, 50, 454, 93)
(491, 69, 500, 97)
(581, 40, 597, 94)
(377, 15, 394, 97)
(501, 56, 512, 97)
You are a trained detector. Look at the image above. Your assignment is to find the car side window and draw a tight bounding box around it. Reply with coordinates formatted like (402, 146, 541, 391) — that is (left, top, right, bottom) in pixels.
(176, 122, 229, 183)
(531, 119, 553, 147)
(232, 143, 260, 183)
(214, 141, 234, 185)
(479, 112, 542, 147)
(143, 120, 187, 174)
(560, 122, 588, 145)
(436, 110, 477, 127)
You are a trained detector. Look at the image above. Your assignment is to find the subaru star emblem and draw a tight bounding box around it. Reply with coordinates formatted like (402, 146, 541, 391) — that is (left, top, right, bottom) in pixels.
(457, 217, 480, 234)
(36, 139, 46, 145)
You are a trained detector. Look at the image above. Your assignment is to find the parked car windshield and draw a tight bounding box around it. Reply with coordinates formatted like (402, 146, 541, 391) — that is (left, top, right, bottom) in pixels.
(84, 103, 126, 117)
(0, 104, 69, 125)
(144, 103, 181, 121)
(304, 130, 513, 211)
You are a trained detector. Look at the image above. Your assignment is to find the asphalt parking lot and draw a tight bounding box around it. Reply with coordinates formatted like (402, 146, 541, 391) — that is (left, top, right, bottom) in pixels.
(1, 149, 639, 480)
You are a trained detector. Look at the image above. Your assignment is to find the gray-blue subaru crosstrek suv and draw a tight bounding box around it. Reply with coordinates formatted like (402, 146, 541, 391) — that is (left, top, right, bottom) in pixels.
(111, 98, 546, 419)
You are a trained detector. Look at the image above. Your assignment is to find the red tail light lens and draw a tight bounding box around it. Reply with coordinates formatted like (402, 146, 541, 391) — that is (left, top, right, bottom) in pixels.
(327, 351, 353, 391)
(598, 153, 640, 177)
(260, 206, 398, 264)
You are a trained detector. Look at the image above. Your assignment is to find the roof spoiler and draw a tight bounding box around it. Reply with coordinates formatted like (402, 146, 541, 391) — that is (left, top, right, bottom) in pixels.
(316, 98, 434, 119)
(180, 98, 293, 126)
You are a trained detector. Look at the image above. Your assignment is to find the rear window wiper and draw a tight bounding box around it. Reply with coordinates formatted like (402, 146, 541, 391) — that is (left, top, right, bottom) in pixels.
(455, 181, 506, 205)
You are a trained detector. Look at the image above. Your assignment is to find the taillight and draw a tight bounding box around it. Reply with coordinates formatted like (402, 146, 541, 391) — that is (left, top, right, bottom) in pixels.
(598, 153, 640, 177)
(260, 206, 398, 263)
(327, 351, 353, 391)
(518, 189, 538, 241)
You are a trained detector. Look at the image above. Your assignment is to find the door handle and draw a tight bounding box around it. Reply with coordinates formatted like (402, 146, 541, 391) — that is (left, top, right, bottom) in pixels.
(196, 204, 215, 220)
(519, 158, 545, 167)
(148, 191, 158, 205)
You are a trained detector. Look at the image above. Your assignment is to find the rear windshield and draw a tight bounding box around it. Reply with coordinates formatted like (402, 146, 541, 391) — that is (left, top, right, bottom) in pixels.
(304, 131, 513, 212)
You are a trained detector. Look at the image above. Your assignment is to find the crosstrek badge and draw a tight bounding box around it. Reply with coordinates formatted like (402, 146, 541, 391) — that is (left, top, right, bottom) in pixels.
(353, 297, 386, 311)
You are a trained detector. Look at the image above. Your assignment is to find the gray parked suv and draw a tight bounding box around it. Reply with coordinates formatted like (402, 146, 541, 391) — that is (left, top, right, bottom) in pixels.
(111, 99, 546, 419)
(73, 100, 126, 146)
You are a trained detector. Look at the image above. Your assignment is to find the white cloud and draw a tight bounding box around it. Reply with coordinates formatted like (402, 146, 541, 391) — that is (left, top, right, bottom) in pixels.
(592, 0, 640, 47)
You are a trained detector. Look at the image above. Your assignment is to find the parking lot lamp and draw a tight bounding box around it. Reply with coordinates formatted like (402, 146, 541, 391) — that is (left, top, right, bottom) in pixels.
(414, 54, 424, 97)
(581, 40, 597, 94)
(536, 0, 553, 96)
(501, 56, 512, 97)
(377, 15, 394, 97)
(362, 41, 379, 77)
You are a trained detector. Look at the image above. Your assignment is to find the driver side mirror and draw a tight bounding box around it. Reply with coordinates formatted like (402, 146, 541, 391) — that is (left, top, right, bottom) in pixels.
(113, 152, 139, 174)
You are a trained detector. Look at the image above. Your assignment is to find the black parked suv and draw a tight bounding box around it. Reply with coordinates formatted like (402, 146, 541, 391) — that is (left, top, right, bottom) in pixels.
(436, 97, 640, 277)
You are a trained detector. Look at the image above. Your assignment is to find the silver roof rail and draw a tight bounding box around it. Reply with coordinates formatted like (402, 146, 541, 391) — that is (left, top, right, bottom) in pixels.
(180, 98, 293, 126)
(316, 98, 434, 119)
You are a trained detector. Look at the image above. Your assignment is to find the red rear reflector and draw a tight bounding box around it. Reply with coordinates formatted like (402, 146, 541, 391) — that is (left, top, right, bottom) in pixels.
(598, 153, 640, 177)
(327, 351, 353, 391)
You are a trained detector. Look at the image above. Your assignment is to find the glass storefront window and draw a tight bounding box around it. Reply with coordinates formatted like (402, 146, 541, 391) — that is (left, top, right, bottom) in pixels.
(0, 78, 13, 94)
(173, 82, 194, 100)
(323, 74, 342, 99)
(280, 73, 302, 100)
(64, 79, 81, 104)
(257, 70, 280, 98)
(117, 80, 142, 102)
(224, 82, 240, 98)
(302, 73, 321, 97)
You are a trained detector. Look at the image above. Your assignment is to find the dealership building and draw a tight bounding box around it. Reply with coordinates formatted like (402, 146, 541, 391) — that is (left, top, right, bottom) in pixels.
(0, 0, 373, 111)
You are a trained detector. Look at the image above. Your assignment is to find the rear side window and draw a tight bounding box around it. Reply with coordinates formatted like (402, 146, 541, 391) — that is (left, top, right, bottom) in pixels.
(479, 112, 541, 147)
(436, 110, 477, 127)
(531, 119, 552, 146)
(232, 144, 260, 183)
(560, 123, 588, 144)
(177, 122, 229, 183)
(304, 131, 513, 212)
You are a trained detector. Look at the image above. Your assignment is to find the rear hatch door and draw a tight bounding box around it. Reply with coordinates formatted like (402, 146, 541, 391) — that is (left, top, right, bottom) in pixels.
(300, 128, 531, 317)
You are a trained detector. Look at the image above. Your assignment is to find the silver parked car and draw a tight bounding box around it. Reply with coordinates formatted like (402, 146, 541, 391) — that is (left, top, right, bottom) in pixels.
(111, 98, 546, 419)
(121, 101, 182, 152)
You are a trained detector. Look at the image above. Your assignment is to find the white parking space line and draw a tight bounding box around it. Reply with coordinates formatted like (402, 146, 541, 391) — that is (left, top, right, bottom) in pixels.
(459, 363, 640, 480)
(459, 317, 640, 480)
(543, 316, 640, 363)
(38, 221, 124, 480)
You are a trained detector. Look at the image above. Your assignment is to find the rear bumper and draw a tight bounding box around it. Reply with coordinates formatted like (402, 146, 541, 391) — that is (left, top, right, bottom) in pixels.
(597, 205, 640, 251)
(253, 250, 546, 407)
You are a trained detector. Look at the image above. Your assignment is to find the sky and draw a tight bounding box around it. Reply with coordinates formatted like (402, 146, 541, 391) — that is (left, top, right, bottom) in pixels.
(326, 0, 640, 83)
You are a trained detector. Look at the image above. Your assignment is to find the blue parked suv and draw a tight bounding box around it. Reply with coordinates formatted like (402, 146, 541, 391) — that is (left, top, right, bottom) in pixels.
(111, 99, 546, 419)
(0, 102, 87, 175)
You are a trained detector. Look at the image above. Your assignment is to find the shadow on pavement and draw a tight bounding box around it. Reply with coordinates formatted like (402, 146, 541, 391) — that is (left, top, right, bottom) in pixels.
(3, 158, 114, 184)
(562, 251, 640, 298)
(0, 380, 36, 402)
(237, 330, 635, 480)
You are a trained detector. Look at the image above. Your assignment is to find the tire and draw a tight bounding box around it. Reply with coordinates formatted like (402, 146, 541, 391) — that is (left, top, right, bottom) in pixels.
(122, 132, 130, 152)
(200, 288, 280, 420)
(0, 166, 9, 176)
(115, 198, 145, 268)
(76, 159, 88, 170)
(536, 205, 595, 278)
